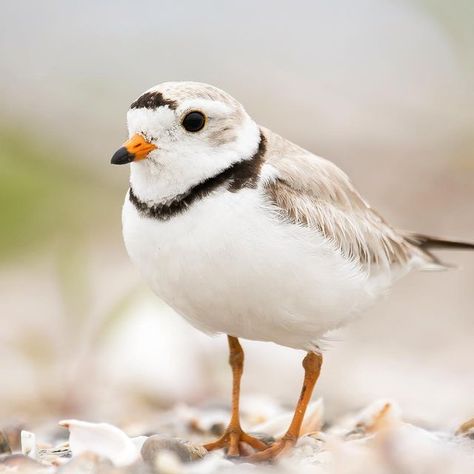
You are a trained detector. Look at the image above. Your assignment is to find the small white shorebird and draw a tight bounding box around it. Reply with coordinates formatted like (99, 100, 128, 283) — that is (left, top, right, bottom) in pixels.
(111, 81, 473, 461)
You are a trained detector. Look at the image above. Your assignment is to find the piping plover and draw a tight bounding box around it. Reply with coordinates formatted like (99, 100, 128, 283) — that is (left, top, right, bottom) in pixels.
(111, 81, 474, 460)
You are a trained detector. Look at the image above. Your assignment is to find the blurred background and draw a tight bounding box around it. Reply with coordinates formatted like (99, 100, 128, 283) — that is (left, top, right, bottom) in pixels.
(0, 0, 473, 432)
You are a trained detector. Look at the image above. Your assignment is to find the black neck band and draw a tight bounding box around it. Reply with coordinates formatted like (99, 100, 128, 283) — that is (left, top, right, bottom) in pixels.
(129, 131, 266, 221)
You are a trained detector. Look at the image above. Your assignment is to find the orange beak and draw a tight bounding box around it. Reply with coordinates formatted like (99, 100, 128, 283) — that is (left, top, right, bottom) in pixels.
(111, 134, 157, 165)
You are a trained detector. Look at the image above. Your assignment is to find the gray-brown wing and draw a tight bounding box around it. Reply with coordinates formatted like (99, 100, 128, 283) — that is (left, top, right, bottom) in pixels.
(261, 128, 415, 268)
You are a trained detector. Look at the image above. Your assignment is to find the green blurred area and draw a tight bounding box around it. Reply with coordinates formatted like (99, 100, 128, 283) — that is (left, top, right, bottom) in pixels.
(417, 0, 474, 59)
(0, 124, 120, 263)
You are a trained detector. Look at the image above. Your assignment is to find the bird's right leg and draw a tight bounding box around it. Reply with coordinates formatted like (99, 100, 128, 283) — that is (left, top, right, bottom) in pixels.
(246, 351, 323, 462)
(203, 336, 269, 457)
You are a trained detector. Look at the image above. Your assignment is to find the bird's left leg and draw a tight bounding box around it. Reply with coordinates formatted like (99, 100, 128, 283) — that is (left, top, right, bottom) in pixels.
(203, 336, 269, 457)
(246, 351, 323, 462)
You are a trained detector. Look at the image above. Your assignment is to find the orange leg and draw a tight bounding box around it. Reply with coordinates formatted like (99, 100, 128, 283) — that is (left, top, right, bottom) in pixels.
(203, 336, 269, 457)
(246, 351, 323, 462)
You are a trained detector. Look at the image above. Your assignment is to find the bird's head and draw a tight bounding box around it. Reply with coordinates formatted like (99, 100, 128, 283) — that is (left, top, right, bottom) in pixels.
(111, 82, 260, 202)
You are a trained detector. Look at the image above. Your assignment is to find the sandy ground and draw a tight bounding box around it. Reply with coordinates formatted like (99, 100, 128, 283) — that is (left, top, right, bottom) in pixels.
(1, 398, 474, 473)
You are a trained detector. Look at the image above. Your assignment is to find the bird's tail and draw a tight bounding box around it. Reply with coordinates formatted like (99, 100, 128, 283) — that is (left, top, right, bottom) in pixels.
(405, 233, 474, 270)
(407, 233, 474, 251)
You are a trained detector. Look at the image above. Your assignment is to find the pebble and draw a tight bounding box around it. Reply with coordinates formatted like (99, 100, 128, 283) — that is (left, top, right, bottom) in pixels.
(209, 423, 225, 437)
(141, 435, 205, 465)
(180, 440, 207, 461)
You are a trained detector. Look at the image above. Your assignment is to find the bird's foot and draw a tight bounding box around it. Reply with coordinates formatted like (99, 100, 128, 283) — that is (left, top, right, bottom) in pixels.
(203, 427, 269, 458)
(244, 435, 296, 462)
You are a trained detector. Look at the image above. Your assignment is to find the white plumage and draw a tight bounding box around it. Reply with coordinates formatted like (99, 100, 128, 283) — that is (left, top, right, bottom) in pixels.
(111, 81, 474, 460)
(123, 186, 372, 351)
(114, 81, 465, 352)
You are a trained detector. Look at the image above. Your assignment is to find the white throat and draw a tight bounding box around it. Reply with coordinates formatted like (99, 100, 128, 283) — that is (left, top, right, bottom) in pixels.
(129, 116, 260, 204)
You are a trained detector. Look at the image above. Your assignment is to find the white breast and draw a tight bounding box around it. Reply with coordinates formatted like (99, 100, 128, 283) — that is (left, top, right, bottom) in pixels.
(122, 188, 380, 351)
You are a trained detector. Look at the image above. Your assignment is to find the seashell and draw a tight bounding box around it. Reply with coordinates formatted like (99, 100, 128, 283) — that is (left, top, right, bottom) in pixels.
(37, 441, 72, 466)
(455, 418, 474, 438)
(249, 398, 324, 438)
(354, 399, 400, 433)
(59, 419, 140, 467)
(131, 435, 149, 452)
(330, 399, 401, 439)
(21, 430, 37, 459)
(175, 404, 229, 436)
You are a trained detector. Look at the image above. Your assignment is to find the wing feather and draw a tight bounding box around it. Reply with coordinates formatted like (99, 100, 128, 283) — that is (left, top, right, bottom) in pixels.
(260, 128, 414, 269)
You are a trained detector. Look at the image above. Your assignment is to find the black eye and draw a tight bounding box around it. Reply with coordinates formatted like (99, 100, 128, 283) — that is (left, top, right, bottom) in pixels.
(182, 111, 206, 132)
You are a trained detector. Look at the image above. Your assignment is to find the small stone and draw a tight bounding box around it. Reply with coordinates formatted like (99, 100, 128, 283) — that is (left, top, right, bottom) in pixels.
(0, 430, 11, 455)
(180, 440, 207, 461)
(141, 435, 193, 465)
(209, 423, 225, 437)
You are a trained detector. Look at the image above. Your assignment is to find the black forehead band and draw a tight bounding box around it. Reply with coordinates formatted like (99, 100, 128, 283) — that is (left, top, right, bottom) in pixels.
(130, 91, 178, 110)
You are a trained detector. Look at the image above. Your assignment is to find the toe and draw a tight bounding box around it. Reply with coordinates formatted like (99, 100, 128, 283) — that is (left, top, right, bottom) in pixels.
(203, 430, 270, 458)
(245, 438, 295, 462)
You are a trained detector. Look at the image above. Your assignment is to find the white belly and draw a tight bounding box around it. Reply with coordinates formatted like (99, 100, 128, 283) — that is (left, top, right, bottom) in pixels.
(122, 189, 378, 350)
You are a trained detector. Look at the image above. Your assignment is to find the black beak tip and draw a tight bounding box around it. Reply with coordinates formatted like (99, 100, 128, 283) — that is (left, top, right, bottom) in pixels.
(111, 147, 134, 165)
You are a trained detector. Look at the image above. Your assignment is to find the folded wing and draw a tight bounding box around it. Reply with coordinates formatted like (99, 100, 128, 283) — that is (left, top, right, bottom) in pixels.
(260, 128, 427, 271)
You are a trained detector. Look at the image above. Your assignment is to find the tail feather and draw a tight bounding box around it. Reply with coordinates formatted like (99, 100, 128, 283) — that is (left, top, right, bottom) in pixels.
(407, 233, 474, 251)
(405, 233, 474, 271)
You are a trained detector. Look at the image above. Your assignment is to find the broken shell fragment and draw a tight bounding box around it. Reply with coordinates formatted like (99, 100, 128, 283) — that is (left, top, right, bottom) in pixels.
(331, 399, 402, 439)
(354, 399, 401, 433)
(59, 419, 140, 467)
(21, 430, 37, 459)
(250, 399, 324, 438)
(455, 418, 474, 438)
